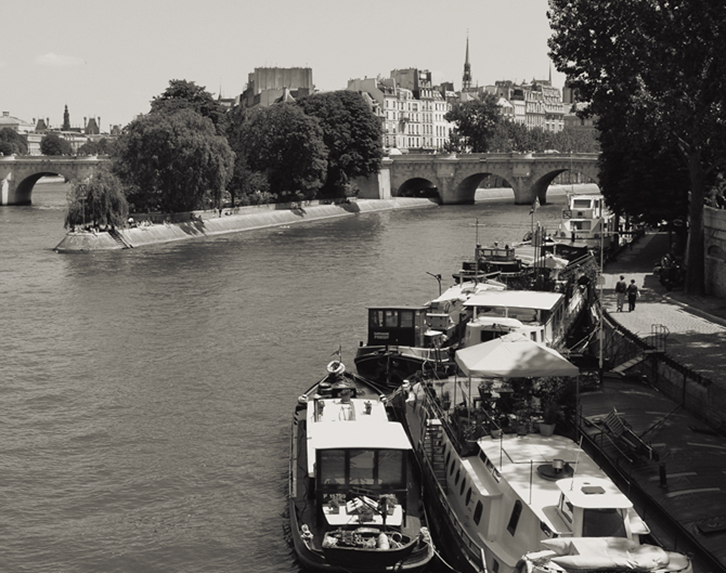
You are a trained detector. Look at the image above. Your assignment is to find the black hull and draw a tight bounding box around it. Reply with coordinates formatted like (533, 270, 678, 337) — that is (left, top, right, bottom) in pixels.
(354, 349, 454, 388)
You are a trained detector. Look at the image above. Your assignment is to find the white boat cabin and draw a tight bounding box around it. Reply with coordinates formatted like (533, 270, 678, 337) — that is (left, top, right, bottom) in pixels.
(306, 385, 412, 524)
(462, 290, 566, 347)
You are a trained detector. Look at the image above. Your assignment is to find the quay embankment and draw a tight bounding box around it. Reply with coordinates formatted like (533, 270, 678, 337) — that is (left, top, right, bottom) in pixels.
(54, 197, 437, 252)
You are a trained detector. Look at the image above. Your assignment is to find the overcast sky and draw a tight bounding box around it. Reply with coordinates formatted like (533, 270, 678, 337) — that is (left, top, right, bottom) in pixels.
(1, 0, 563, 131)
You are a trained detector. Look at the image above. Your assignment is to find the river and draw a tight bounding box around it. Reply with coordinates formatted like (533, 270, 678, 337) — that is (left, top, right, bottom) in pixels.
(1, 179, 583, 573)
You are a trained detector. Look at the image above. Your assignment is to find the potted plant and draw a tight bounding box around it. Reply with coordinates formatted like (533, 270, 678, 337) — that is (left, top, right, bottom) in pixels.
(440, 389, 452, 411)
(535, 377, 564, 436)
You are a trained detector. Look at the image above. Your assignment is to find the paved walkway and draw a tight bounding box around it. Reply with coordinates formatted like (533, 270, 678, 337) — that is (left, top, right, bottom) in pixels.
(601, 232, 726, 385)
(585, 232, 726, 573)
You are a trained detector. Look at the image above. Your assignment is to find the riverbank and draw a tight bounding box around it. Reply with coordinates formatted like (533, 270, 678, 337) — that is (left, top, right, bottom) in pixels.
(53, 197, 438, 252)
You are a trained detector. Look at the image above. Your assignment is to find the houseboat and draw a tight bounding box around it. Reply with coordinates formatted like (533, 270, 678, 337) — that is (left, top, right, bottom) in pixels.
(355, 280, 505, 387)
(399, 371, 692, 573)
(556, 193, 618, 254)
(289, 361, 434, 572)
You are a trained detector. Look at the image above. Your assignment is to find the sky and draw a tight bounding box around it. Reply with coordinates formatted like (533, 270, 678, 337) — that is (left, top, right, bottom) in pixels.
(1, 0, 564, 132)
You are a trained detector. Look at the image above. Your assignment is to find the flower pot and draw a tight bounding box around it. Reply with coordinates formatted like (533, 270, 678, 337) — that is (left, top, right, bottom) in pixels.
(538, 422, 556, 437)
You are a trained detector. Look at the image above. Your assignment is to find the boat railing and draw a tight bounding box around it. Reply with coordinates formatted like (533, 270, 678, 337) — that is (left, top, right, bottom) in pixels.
(417, 390, 488, 573)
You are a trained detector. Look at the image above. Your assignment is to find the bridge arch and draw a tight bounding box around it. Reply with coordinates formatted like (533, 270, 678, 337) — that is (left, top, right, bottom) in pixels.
(385, 153, 600, 205)
(395, 177, 440, 201)
(1, 156, 105, 205)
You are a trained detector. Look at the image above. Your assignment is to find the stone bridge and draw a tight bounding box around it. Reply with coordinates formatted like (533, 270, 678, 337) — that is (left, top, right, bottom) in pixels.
(356, 152, 600, 205)
(0, 155, 109, 205)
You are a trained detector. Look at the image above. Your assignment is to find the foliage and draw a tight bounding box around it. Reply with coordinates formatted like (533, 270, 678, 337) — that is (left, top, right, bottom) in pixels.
(150, 79, 226, 134)
(113, 108, 234, 213)
(548, 0, 726, 294)
(77, 140, 100, 156)
(40, 133, 73, 156)
(297, 91, 382, 197)
(445, 92, 502, 152)
(64, 166, 128, 229)
(232, 103, 327, 201)
(0, 128, 28, 155)
(597, 118, 689, 228)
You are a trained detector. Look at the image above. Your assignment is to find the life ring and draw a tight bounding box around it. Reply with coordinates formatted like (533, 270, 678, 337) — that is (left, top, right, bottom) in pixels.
(327, 361, 346, 376)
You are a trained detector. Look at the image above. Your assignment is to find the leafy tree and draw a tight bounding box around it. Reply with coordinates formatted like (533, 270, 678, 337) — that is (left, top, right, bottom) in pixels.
(40, 133, 73, 156)
(77, 140, 100, 156)
(0, 128, 28, 155)
(113, 108, 234, 213)
(297, 91, 382, 197)
(445, 92, 502, 152)
(64, 166, 128, 229)
(598, 119, 689, 230)
(234, 103, 327, 201)
(151, 79, 226, 134)
(548, 0, 726, 295)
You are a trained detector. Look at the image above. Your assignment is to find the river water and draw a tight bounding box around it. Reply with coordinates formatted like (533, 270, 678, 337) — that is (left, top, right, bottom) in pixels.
(1, 180, 580, 573)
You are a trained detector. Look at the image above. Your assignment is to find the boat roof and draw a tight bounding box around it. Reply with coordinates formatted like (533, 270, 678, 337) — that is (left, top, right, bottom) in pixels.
(477, 434, 620, 523)
(431, 280, 506, 304)
(557, 478, 633, 509)
(464, 290, 563, 311)
(306, 397, 412, 476)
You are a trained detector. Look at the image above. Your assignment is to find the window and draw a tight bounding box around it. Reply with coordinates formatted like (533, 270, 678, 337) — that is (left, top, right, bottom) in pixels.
(319, 450, 346, 484)
(459, 478, 466, 496)
(507, 500, 523, 535)
(582, 508, 626, 538)
(400, 310, 414, 328)
(350, 450, 375, 485)
(465, 487, 472, 505)
(473, 501, 484, 524)
(378, 450, 405, 487)
(384, 310, 399, 327)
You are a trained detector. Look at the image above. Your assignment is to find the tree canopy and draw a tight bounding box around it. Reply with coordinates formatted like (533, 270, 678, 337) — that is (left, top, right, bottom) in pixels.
(40, 133, 73, 156)
(548, 0, 726, 294)
(231, 103, 328, 201)
(0, 128, 28, 155)
(150, 79, 226, 134)
(113, 108, 234, 213)
(297, 90, 382, 197)
(445, 92, 502, 152)
(64, 166, 128, 229)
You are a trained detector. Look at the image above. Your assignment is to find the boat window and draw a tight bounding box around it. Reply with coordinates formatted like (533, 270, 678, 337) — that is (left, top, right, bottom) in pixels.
(370, 310, 384, 327)
(492, 559, 500, 573)
(377, 450, 405, 487)
(459, 478, 466, 496)
(450, 460, 456, 476)
(400, 310, 414, 328)
(445, 451, 451, 468)
(318, 450, 346, 484)
(560, 498, 574, 524)
(350, 450, 375, 485)
(465, 487, 472, 505)
(384, 310, 399, 327)
(507, 500, 523, 535)
(582, 508, 627, 538)
(473, 501, 483, 525)
(573, 199, 591, 209)
(454, 469, 461, 485)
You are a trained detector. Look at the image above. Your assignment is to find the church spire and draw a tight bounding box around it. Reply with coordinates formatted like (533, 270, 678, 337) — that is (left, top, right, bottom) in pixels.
(462, 34, 472, 92)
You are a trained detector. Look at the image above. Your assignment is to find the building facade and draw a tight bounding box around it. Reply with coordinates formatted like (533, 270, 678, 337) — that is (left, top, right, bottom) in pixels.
(240, 67, 315, 108)
(488, 79, 565, 132)
(348, 69, 452, 153)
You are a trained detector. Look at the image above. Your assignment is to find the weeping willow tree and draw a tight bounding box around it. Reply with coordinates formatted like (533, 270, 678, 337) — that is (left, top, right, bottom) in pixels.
(64, 166, 129, 230)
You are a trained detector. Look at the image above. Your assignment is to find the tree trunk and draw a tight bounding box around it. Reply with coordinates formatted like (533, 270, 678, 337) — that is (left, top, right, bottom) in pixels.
(684, 149, 706, 296)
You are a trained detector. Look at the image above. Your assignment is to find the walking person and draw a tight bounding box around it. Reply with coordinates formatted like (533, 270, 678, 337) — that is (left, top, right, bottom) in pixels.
(615, 275, 627, 312)
(626, 279, 639, 312)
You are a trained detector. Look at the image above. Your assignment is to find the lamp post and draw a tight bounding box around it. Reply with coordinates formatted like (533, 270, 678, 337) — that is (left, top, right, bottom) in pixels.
(426, 271, 442, 296)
